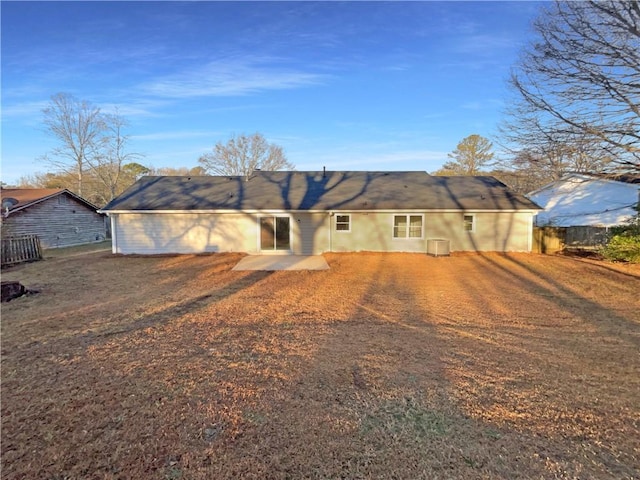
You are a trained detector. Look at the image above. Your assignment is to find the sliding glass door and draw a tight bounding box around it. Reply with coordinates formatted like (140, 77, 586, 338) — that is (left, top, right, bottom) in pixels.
(260, 216, 291, 251)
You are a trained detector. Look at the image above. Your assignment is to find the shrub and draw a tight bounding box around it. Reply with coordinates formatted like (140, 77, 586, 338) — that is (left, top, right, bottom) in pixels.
(600, 230, 640, 263)
(609, 222, 640, 237)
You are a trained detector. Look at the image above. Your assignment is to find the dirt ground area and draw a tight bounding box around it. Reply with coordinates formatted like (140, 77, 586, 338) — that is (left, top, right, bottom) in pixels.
(1, 251, 639, 479)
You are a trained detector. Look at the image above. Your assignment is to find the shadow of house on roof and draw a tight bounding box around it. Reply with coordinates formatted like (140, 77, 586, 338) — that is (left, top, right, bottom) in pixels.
(1, 188, 107, 249)
(100, 171, 541, 255)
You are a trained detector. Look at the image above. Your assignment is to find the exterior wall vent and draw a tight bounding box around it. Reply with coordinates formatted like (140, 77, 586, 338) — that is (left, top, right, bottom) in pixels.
(427, 239, 450, 257)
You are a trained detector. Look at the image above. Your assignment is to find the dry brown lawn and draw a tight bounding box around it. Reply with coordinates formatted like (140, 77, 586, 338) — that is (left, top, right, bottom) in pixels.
(1, 250, 639, 479)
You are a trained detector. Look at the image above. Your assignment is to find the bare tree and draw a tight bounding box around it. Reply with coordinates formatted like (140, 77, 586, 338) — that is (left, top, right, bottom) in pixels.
(150, 166, 206, 176)
(501, 100, 612, 171)
(499, 132, 613, 188)
(87, 112, 144, 202)
(487, 169, 544, 195)
(507, 1, 640, 172)
(41, 95, 144, 205)
(17, 171, 76, 190)
(42, 93, 106, 196)
(198, 133, 294, 176)
(499, 98, 613, 192)
(18, 161, 151, 207)
(433, 134, 494, 175)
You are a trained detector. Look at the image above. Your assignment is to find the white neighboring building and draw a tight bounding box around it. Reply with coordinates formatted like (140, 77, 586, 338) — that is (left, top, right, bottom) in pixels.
(527, 173, 640, 227)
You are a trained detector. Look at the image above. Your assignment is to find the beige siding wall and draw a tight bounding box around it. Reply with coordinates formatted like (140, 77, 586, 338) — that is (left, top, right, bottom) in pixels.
(291, 213, 329, 254)
(425, 212, 533, 252)
(331, 213, 426, 252)
(329, 211, 533, 253)
(112, 213, 258, 254)
(2, 195, 106, 248)
(111, 210, 534, 255)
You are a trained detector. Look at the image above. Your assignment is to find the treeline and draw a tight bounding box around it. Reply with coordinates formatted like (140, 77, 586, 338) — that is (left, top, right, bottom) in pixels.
(431, 134, 613, 195)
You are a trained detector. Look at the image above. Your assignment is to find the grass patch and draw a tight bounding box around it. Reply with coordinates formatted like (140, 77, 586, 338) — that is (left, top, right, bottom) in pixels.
(2, 252, 638, 479)
(43, 240, 112, 258)
(361, 397, 452, 439)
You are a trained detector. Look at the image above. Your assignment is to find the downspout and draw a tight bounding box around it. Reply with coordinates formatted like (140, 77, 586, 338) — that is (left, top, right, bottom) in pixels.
(527, 212, 534, 253)
(110, 214, 117, 254)
(328, 211, 333, 253)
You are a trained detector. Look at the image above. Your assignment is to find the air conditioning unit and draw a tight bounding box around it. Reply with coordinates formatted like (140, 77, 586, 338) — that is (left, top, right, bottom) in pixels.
(427, 239, 450, 257)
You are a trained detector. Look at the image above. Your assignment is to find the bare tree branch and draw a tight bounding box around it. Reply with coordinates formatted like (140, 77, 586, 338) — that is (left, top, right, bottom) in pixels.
(198, 133, 294, 177)
(86, 111, 144, 202)
(40, 95, 145, 205)
(42, 93, 106, 195)
(504, 0, 640, 173)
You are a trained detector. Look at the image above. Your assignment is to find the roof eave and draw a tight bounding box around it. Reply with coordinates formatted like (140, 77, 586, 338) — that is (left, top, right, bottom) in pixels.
(100, 207, 542, 214)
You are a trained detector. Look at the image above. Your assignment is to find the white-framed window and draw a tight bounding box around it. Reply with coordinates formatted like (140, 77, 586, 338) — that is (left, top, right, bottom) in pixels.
(393, 215, 423, 238)
(57, 195, 69, 205)
(335, 214, 351, 232)
(463, 214, 475, 232)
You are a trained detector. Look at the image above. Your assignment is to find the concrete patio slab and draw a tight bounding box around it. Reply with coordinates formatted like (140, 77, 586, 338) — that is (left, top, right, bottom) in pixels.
(232, 255, 330, 271)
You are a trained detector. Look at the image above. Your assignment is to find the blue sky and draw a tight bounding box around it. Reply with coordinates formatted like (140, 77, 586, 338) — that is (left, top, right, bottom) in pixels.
(1, 1, 542, 184)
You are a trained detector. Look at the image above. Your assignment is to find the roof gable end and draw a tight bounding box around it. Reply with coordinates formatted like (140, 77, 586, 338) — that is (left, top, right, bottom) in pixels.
(1, 188, 100, 217)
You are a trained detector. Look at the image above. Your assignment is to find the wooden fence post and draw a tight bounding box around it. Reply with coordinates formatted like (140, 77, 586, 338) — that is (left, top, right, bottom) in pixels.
(533, 227, 566, 254)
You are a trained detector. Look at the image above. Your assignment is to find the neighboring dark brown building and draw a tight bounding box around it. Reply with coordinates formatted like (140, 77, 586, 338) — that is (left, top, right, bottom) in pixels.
(1, 188, 106, 248)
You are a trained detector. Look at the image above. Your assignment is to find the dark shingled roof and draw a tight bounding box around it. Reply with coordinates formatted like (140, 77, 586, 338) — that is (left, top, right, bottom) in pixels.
(102, 171, 541, 212)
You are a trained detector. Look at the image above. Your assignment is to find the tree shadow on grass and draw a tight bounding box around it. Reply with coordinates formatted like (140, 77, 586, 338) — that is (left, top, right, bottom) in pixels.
(215, 254, 540, 478)
(470, 253, 640, 348)
(1, 259, 277, 478)
(92, 270, 273, 339)
(4, 258, 273, 356)
(3, 253, 638, 479)
(426, 252, 640, 478)
(250, 253, 640, 478)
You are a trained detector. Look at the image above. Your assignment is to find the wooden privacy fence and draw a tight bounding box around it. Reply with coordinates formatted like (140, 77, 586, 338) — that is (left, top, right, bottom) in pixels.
(565, 226, 611, 247)
(1, 235, 43, 266)
(533, 226, 612, 254)
(533, 227, 566, 254)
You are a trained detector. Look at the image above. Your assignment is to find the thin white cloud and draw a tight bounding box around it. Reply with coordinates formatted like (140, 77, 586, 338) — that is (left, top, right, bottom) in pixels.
(0, 98, 164, 123)
(455, 33, 515, 55)
(0, 100, 48, 119)
(143, 147, 211, 168)
(139, 56, 328, 99)
(99, 99, 171, 118)
(295, 148, 447, 172)
(132, 130, 218, 142)
(461, 99, 504, 111)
